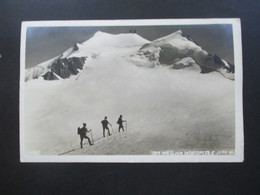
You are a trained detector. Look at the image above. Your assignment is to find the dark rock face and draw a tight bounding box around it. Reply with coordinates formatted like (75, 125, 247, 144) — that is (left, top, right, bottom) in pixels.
(142, 50, 158, 62)
(44, 57, 86, 80)
(200, 66, 214, 73)
(172, 61, 194, 70)
(73, 43, 79, 51)
(159, 45, 193, 65)
(43, 72, 59, 80)
(129, 29, 136, 33)
(194, 53, 235, 74)
(200, 53, 221, 72)
(139, 43, 234, 79)
(138, 30, 235, 79)
(213, 55, 234, 73)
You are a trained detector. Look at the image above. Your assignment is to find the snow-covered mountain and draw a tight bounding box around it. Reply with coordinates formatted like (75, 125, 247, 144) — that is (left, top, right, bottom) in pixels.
(25, 31, 150, 81)
(25, 30, 234, 81)
(24, 30, 236, 155)
(130, 30, 234, 79)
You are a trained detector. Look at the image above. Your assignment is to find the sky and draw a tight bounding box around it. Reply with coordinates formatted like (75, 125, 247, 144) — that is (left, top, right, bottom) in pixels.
(25, 24, 234, 68)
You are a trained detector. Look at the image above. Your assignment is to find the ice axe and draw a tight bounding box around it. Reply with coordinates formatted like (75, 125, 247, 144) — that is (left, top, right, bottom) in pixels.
(124, 121, 127, 131)
(110, 124, 114, 134)
(89, 129, 94, 143)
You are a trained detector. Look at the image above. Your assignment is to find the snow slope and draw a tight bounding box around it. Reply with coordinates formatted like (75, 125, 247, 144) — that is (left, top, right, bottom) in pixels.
(24, 37, 235, 155)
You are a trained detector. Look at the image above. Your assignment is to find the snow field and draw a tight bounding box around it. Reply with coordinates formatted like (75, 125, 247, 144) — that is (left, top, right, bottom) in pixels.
(24, 31, 235, 155)
(25, 46, 235, 155)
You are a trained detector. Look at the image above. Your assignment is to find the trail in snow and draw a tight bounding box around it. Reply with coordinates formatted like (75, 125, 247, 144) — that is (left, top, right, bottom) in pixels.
(58, 130, 127, 155)
(24, 33, 235, 156)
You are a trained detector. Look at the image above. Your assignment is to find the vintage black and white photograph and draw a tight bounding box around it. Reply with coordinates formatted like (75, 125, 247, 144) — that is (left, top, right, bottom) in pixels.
(20, 19, 243, 162)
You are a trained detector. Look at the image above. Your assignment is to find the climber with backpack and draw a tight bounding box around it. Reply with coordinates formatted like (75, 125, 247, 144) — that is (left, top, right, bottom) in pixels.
(77, 123, 94, 148)
(117, 115, 126, 132)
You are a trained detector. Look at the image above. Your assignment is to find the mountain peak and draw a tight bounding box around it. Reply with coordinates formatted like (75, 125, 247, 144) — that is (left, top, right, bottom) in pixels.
(82, 31, 150, 48)
(153, 30, 183, 42)
(140, 30, 201, 52)
(93, 31, 110, 37)
(73, 43, 81, 51)
(171, 30, 182, 36)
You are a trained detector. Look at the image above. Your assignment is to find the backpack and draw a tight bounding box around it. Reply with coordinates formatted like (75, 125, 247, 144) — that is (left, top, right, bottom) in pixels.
(77, 127, 81, 135)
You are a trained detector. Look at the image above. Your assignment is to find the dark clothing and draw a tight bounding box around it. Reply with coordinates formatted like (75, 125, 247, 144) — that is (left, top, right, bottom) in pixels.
(78, 126, 92, 148)
(117, 117, 125, 132)
(101, 119, 109, 128)
(101, 119, 111, 137)
(78, 127, 88, 136)
(102, 126, 111, 137)
(80, 135, 92, 148)
(118, 124, 124, 132)
(117, 118, 123, 125)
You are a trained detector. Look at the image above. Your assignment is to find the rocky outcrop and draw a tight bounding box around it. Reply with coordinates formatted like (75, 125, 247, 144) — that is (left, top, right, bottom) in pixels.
(171, 57, 196, 69)
(137, 31, 235, 80)
(158, 44, 194, 65)
(25, 42, 88, 81)
(192, 51, 234, 79)
(47, 57, 86, 80)
(43, 72, 59, 80)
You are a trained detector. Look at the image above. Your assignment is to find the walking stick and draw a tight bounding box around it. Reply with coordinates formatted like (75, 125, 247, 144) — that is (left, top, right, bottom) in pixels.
(90, 129, 94, 143)
(111, 124, 114, 134)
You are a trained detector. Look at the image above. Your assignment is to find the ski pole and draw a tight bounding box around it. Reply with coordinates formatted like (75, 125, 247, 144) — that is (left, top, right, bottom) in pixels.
(124, 121, 127, 131)
(111, 124, 114, 134)
(90, 130, 94, 143)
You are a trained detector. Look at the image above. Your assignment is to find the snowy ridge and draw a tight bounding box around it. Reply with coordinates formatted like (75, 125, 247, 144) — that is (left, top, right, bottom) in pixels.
(134, 30, 234, 80)
(82, 31, 150, 48)
(25, 30, 234, 81)
(25, 56, 57, 81)
(25, 31, 150, 81)
(150, 30, 202, 51)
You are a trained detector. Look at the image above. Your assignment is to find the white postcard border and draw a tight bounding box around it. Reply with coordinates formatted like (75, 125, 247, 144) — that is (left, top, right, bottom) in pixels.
(20, 18, 244, 163)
